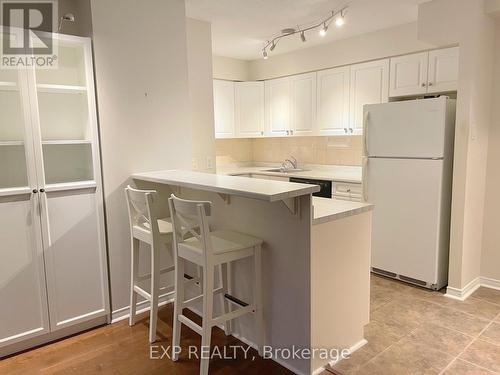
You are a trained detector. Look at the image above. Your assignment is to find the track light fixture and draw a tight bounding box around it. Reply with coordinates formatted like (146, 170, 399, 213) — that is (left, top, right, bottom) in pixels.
(261, 6, 348, 59)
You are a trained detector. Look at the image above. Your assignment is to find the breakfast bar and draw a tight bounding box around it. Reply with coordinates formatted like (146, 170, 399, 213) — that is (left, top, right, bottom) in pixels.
(132, 170, 373, 375)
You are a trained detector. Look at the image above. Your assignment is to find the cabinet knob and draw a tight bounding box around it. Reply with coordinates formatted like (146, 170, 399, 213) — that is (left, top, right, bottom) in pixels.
(344, 128, 348, 133)
(428, 82, 433, 86)
(286, 130, 290, 135)
(261, 131, 264, 135)
(40, 189, 45, 193)
(32, 189, 38, 194)
(349, 128, 353, 133)
(421, 83, 426, 87)
(290, 130, 294, 135)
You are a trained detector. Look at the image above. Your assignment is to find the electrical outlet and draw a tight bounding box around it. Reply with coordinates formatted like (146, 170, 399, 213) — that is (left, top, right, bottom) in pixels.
(206, 156, 214, 170)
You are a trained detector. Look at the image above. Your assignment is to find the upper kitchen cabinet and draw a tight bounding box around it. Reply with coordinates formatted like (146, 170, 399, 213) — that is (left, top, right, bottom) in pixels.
(290, 72, 316, 136)
(427, 47, 459, 94)
(389, 47, 459, 97)
(235, 81, 265, 137)
(349, 59, 389, 134)
(265, 76, 291, 136)
(317, 66, 350, 136)
(389, 52, 429, 97)
(213, 79, 235, 138)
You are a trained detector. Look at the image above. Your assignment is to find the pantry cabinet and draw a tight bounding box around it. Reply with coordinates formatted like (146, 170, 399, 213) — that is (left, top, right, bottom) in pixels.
(213, 80, 235, 138)
(235, 81, 265, 137)
(316, 66, 350, 136)
(0, 33, 109, 354)
(349, 59, 390, 134)
(389, 47, 459, 97)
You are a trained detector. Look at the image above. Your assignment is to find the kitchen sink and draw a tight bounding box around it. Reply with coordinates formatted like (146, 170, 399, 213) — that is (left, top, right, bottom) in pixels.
(262, 168, 310, 173)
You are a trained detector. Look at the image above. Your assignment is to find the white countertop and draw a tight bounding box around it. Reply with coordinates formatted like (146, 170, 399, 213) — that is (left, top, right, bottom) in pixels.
(217, 164, 362, 183)
(132, 170, 320, 202)
(312, 197, 373, 225)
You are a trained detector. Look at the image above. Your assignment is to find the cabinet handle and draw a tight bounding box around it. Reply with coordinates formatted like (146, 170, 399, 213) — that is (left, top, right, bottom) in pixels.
(349, 128, 353, 134)
(344, 128, 348, 133)
(261, 131, 264, 135)
(290, 130, 294, 135)
(286, 130, 289, 135)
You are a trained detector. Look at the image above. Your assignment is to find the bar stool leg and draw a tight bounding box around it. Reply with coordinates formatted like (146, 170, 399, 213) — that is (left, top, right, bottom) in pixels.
(129, 238, 140, 326)
(200, 264, 215, 375)
(254, 245, 264, 356)
(219, 263, 231, 335)
(149, 244, 160, 343)
(172, 257, 185, 361)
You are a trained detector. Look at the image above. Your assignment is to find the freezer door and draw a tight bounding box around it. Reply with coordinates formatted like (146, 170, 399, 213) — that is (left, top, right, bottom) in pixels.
(366, 157, 444, 285)
(364, 98, 448, 158)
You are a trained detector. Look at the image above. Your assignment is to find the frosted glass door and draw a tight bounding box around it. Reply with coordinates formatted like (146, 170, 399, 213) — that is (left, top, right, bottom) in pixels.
(0, 35, 30, 189)
(34, 42, 94, 184)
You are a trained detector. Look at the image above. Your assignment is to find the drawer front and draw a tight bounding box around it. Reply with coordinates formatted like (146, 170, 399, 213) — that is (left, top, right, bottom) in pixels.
(333, 182, 362, 201)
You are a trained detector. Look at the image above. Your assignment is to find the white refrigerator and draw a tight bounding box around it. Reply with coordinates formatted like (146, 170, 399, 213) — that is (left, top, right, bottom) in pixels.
(363, 97, 456, 290)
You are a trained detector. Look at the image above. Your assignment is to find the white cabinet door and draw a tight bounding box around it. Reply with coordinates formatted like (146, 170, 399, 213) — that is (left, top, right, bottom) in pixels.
(427, 47, 459, 94)
(0, 61, 50, 349)
(235, 81, 265, 137)
(40, 190, 108, 331)
(265, 77, 291, 136)
(350, 59, 389, 135)
(316, 66, 350, 136)
(291, 72, 316, 136)
(213, 80, 235, 138)
(389, 52, 428, 97)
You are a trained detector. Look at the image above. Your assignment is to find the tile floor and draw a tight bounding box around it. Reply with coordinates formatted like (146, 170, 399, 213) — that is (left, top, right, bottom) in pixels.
(326, 275, 500, 375)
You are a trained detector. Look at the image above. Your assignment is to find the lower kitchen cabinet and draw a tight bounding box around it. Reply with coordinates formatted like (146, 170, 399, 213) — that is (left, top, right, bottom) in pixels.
(332, 182, 363, 202)
(0, 33, 109, 356)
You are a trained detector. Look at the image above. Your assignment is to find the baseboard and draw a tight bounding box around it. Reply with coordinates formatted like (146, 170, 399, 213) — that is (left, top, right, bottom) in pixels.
(111, 295, 175, 323)
(311, 338, 368, 375)
(445, 276, 500, 301)
(480, 276, 500, 291)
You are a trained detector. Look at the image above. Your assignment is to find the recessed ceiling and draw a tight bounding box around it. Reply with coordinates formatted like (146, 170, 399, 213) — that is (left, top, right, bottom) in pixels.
(185, 0, 430, 60)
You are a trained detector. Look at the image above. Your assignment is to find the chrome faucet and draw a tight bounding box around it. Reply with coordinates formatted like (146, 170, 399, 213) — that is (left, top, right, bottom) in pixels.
(282, 156, 298, 170)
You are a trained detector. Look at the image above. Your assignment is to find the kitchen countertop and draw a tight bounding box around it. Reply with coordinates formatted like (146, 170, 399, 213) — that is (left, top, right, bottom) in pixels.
(217, 164, 362, 183)
(132, 169, 320, 202)
(312, 197, 373, 225)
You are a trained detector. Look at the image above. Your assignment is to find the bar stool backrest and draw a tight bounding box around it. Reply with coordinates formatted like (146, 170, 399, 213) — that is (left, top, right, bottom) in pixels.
(168, 194, 213, 260)
(125, 185, 161, 239)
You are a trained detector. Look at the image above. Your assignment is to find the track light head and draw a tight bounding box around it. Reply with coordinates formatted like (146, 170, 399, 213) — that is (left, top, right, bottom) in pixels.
(262, 49, 268, 59)
(319, 23, 328, 37)
(335, 11, 345, 27)
(300, 31, 306, 42)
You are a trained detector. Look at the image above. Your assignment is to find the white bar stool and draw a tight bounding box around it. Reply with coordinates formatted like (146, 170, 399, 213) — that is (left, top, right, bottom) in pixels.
(125, 185, 185, 343)
(168, 194, 264, 375)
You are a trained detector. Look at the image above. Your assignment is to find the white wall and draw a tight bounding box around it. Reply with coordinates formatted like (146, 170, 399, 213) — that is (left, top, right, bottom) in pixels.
(247, 22, 433, 80)
(186, 18, 216, 173)
(419, 0, 496, 290)
(481, 21, 500, 283)
(212, 55, 250, 81)
(91, 0, 193, 314)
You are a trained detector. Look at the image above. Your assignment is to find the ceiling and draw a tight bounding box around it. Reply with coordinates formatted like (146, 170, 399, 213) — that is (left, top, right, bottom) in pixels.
(185, 0, 430, 60)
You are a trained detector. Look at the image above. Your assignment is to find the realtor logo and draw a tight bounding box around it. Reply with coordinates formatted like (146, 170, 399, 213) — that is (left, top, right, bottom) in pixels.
(1, 0, 57, 68)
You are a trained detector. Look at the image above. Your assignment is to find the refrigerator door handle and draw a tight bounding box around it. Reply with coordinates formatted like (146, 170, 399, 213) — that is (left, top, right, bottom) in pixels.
(362, 157, 369, 202)
(363, 111, 370, 157)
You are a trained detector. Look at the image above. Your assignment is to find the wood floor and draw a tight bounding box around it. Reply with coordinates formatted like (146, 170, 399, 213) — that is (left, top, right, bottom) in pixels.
(0, 305, 293, 375)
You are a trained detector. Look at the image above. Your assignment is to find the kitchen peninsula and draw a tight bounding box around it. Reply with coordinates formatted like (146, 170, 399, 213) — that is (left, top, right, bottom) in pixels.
(132, 170, 373, 375)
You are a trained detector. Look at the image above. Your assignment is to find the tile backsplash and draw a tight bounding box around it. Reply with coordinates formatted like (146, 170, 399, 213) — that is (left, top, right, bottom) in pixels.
(216, 136, 363, 166)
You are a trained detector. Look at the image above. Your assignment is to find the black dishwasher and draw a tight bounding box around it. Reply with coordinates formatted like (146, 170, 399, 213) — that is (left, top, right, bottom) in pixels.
(289, 177, 332, 198)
